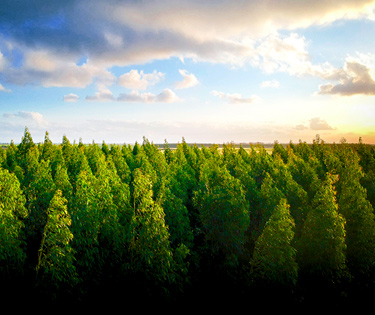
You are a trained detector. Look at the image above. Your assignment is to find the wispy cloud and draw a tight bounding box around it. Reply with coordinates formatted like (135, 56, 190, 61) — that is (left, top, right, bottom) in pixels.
(63, 93, 79, 102)
(261, 80, 280, 88)
(212, 90, 260, 104)
(3, 111, 48, 127)
(175, 70, 199, 89)
(117, 88, 179, 103)
(0, 83, 11, 93)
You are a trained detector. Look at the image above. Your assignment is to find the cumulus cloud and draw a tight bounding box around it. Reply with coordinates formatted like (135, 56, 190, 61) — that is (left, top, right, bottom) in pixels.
(117, 70, 165, 90)
(1, 0, 374, 82)
(117, 89, 179, 103)
(63, 93, 79, 102)
(86, 87, 115, 102)
(175, 70, 199, 89)
(309, 117, 335, 130)
(318, 56, 375, 96)
(3, 47, 115, 88)
(261, 80, 280, 88)
(1, 0, 375, 97)
(3, 111, 47, 127)
(212, 90, 260, 104)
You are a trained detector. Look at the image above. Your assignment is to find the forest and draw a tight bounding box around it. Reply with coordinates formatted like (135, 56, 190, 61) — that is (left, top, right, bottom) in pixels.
(1, 128, 375, 307)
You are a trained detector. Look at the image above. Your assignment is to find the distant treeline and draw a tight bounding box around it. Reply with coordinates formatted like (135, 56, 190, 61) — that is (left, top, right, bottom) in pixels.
(1, 128, 375, 307)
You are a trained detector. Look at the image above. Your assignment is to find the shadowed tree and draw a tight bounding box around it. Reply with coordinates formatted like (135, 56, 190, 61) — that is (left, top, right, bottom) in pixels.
(36, 190, 78, 296)
(129, 169, 174, 286)
(0, 167, 28, 274)
(297, 175, 347, 280)
(336, 145, 375, 274)
(194, 159, 250, 267)
(251, 199, 298, 287)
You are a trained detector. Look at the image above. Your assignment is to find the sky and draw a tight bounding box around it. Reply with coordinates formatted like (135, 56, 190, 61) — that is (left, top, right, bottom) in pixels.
(1, 0, 375, 144)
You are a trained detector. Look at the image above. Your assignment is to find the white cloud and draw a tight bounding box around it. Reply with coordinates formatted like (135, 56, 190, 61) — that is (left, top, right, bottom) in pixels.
(261, 80, 280, 88)
(2, 0, 375, 94)
(3, 111, 47, 127)
(309, 117, 335, 130)
(63, 93, 79, 102)
(117, 70, 164, 90)
(108, 0, 375, 41)
(4, 47, 116, 88)
(175, 69, 199, 89)
(156, 88, 180, 103)
(0, 51, 7, 71)
(117, 88, 179, 103)
(0, 83, 11, 93)
(117, 90, 156, 103)
(212, 90, 260, 104)
(86, 87, 115, 102)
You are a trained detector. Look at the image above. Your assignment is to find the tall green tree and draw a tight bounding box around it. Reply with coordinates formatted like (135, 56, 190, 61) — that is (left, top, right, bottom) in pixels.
(23, 159, 56, 265)
(336, 145, 375, 274)
(129, 169, 174, 285)
(36, 190, 78, 294)
(297, 175, 347, 280)
(70, 169, 101, 282)
(257, 173, 285, 235)
(0, 167, 28, 273)
(251, 199, 298, 287)
(41, 131, 55, 162)
(194, 160, 250, 266)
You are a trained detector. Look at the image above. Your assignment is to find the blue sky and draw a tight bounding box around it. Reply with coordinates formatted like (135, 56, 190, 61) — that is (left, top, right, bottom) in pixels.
(1, 0, 375, 144)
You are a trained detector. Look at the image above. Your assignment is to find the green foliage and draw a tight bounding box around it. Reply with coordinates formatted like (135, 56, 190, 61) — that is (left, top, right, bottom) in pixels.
(36, 190, 78, 291)
(335, 145, 375, 274)
(194, 159, 250, 266)
(129, 169, 174, 283)
(2, 130, 375, 303)
(0, 167, 28, 273)
(251, 199, 298, 286)
(297, 175, 347, 279)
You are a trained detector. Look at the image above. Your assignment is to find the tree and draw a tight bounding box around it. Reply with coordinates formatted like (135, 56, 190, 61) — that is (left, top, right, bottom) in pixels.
(129, 169, 174, 285)
(257, 173, 285, 235)
(17, 127, 36, 165)
(193, 159, 250, 266)
(251, 199, 298, 287)
(287, 148, 320, 201)
(70, 169, 101, 282)
(336, 145, 375, 274)
(110, 145, 131, 184)
(41, 131, 55, 162)
(297, 175, 347, 280)
(23, 159, 56, 266)
(36, 190, 78, 295)
(270, 155, 310, 235)
(0, 167, 28, 274)
(54, 164, 73, 203)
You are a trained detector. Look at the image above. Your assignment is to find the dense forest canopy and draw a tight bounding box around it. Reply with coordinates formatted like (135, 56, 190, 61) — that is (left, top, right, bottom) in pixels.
(1, 128, 375, 306)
